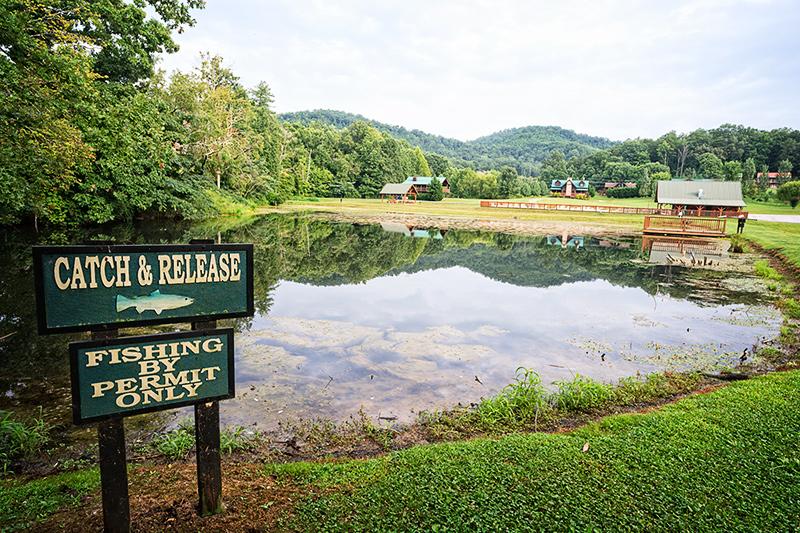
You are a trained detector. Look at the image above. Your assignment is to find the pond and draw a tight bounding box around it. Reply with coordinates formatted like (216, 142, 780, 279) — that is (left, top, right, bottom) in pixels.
(0, 214, 782, 433)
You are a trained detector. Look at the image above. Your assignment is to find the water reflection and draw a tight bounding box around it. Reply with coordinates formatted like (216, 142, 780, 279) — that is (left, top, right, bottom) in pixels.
(0, 215, 781, 430)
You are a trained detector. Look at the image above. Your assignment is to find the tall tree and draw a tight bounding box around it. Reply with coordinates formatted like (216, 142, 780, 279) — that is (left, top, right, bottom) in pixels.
(540, 150, 569, 183)
(697, 153, 724, 180)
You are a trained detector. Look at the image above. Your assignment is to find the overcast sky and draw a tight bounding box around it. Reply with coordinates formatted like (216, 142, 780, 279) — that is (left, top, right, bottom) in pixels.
(158, 0, 800, 141)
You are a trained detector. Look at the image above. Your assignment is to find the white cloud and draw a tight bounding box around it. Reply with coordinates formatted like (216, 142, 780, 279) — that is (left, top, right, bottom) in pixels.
(159, 0, 800, 140)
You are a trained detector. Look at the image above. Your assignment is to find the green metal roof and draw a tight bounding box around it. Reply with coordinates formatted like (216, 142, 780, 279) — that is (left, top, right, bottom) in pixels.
(550, 178, 589, 191)
(656, 180, 745, 207)
(404, 176, 447, 186)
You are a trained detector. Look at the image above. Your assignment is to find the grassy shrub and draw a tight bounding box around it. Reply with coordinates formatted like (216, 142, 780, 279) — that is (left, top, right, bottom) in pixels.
(477, 367, 551, 427)
(151, 421, 195, 459)
(781, 298, 800, 320)
(0, 411, 51, 471)
(754, 259, 783, 281)
(552, 375, 613, 411)
(729, 234, 747, 253)
(151, 421, 263, 459)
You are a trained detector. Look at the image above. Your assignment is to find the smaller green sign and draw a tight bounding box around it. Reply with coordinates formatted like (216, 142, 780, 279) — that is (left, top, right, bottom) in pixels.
(70, 329, 235, 424)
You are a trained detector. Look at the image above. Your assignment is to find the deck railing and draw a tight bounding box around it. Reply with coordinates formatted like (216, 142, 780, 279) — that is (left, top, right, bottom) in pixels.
(642, 215, 727, 236)
(479, 200, 746, 218)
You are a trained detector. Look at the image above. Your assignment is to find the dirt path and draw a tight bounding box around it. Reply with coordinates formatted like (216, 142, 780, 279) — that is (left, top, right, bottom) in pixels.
(307, 210, 637, 236)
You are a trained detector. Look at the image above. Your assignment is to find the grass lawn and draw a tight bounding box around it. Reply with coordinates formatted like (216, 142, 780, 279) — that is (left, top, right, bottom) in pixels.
(275, 196, 796, 221)
(738, 220, 800, 268)
(275, 370, 800, 531)
(0, 469, 99, 530)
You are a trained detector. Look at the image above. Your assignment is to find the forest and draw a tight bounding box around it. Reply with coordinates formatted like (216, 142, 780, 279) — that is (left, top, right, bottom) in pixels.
(2, 0, 799, 228)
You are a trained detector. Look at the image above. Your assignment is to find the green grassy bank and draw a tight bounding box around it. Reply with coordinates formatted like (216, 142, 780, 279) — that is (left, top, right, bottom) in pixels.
(276, 370, 800, 531)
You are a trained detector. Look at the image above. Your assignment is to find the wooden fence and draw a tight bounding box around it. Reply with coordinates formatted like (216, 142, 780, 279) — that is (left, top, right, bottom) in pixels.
(642, 215, 727, 237)
(479, 200, 747, 218)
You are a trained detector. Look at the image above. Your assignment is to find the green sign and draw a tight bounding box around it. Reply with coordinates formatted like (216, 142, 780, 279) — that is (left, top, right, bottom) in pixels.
(69, 329, 234, 424)
(33, 244, 253, 334)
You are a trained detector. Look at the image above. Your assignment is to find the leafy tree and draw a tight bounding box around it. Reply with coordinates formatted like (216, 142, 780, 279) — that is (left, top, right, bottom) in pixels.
(742, 158, 757, 195)
(497, 166, 518, 198)
(758, 164, 770, 189)
(0, 0, 97, 226)
(777, 181, 800, 208)
(427, 177, 444, 201)
(425, 153, 451, 176)
(78, 0, 206, 83)
(722, 160, 743, 181)
(412, 147, 432, 176)
(540, 150, 569, 183)
(697, 153, 724, 179)
(778, 159, 794, 185)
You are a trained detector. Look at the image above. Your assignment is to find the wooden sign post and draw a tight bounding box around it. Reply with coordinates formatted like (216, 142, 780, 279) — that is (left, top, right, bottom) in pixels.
(33, 243, 253, 531)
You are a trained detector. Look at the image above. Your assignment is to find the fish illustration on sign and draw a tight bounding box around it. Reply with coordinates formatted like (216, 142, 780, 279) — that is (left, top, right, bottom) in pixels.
(116, 290, 194, 315)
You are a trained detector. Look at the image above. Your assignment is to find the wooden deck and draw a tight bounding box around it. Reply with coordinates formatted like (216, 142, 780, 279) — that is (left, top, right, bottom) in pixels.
(642, 215, 727, 237)
(479, 200, 747, 218)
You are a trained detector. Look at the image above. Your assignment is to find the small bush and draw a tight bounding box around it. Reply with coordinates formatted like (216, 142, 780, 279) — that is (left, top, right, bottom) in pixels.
(265, 192, 285, 206)
(781, 298, 800, 320)
(606, 187, 639, 198)
(0, 410, 51, 471)
(478, 368, 551, 427)
(151, 420, 195, 459)
(729, 234, 747, 253)
(574, 193, 589, 200)
(754, 259, 783, 281)
(552, 375, 613, 411)
(151, 421, 263, 459)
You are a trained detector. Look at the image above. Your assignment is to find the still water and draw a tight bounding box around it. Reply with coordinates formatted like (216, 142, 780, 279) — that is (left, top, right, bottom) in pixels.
(0, 215, 781, 430)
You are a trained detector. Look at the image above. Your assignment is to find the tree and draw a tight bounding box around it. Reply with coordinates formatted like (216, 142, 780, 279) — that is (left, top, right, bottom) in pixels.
(425, 153, 451, 176)
(79, 0, 206, 83)
(778, 159, 794, 185)
(412, 147, 432, 176)
(722, 160, 743, 181)
(742, 158, 757, 195)
(497, 166, 518, 198)
(777, 181, 800, 208)
(427, 177, 444, 201)
(0, 0, 97, 226)
(697, 153, 724, 180)
(541, 150, 569, 183)
(758, 164, 770, 189)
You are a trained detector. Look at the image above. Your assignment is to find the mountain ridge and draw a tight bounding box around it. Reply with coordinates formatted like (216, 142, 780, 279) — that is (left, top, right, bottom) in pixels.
(279, 109, 617, 173)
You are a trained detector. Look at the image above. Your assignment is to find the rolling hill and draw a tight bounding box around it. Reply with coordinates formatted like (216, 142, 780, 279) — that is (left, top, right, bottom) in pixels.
(279, 109, 617, 173)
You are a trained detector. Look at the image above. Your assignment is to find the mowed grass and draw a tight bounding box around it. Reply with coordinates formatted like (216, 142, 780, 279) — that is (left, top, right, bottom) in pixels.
(0, 469, 100, 530)
(739, 220, 800, 268)
(274, 197, 644, 227)
(274, 371, 800, 532)
(274, 196, 795, 225)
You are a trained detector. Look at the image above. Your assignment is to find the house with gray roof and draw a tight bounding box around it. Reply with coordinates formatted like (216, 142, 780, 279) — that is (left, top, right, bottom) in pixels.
(655, 180, 746, 213)
(379, 182, 418, 203)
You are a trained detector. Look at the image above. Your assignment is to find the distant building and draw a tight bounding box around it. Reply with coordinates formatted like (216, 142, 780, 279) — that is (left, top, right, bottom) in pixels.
(756, 171, 790, 189)
(403, 176, 450, 194)
(550, 177, 589, 198)
(599, 182, 637, 195)
(655, 180, 746, 213)
(379, 183, 418, 203)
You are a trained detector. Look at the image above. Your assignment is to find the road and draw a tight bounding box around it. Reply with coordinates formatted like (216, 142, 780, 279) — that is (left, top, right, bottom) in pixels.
(749, 214, 800, 223)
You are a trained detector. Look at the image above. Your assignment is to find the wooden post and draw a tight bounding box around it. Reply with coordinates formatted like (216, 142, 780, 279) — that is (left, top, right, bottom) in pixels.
(189, 236, 223, 516)
(94, 328, 130, 533)
(192, 319, 222, 516)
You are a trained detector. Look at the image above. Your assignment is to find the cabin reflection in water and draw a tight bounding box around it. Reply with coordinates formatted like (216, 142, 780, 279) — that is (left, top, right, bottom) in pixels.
(642, 236, 726, 267)
(380, 222, 445, 239)
(546, 234, 632, 250)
